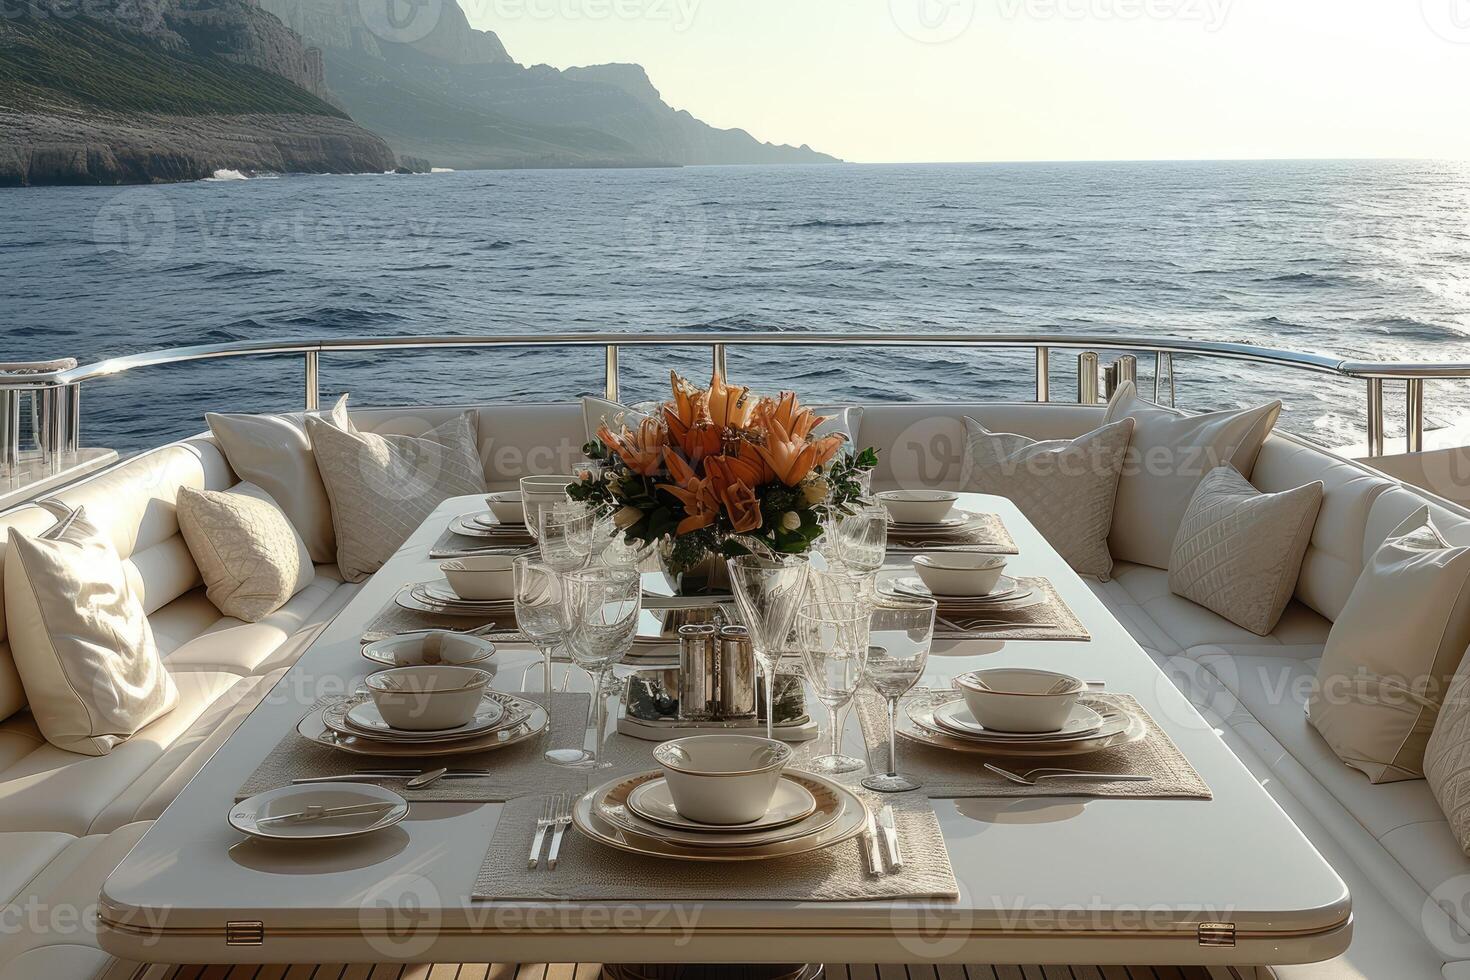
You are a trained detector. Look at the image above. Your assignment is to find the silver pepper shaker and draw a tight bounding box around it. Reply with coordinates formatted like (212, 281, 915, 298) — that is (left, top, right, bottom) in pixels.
(677, 623, 718, 721)
(715, 624, 757, 720)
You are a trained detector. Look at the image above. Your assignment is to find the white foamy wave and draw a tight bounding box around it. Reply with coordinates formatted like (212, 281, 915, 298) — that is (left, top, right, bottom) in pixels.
(431, 168, 455, 173)
(207, 169, 250, 181)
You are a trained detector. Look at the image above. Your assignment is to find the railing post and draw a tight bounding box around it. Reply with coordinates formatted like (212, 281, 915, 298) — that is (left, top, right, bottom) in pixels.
(605, 345, 620, 401)
(712, 343, 727, 379)
(1366, 378, 1385, 458)
(66, 384, 80, 456)
(1154, 352, 1175, 407)
(1406, 378, 1424, 454)
(1104, 355, 1137, 399)
(1035, 347, 1050, 402)
(1077, 352, 1100, 404)
(44, 387, 63, 471)
(303, 351, 320, 412)
(3, 390, 19, 476)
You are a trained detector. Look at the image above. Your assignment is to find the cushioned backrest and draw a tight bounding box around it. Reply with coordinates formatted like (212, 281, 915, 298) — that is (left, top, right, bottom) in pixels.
(1251, 433, 1397, 621)
(0, 504, 70, 721)
(1368, 485, 1470, 556)
(348, 403, 586, 491)
(40, 437, 236, 615)
(858, 402, 1106, 490)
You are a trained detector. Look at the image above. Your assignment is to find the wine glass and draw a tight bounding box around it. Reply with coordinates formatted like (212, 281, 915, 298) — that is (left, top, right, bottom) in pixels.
(519, 475, 575, 541)
(560, 565, 642, 769)
(537, 503, 597, 573)
(512, 557, 586, 766)
(797, 600, 871, 774)
(861, 595, 937, 793)
(727, 553, 811, 740)
(833, 504, 888, 574)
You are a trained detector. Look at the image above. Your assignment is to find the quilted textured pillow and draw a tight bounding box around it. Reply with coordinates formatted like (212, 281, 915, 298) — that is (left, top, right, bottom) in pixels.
(4, 508, 178, 755)
(177, 482, 315, 622)
(1168, 465, 1323, 636)
(1310, 507, 1470, 783)
(961, 417, 1134, 578)
(1104, 382, 1282, 570)
(307, 395, 487, 583)
(207, 410, 336, 564)
(1427, 665, 1470, 855)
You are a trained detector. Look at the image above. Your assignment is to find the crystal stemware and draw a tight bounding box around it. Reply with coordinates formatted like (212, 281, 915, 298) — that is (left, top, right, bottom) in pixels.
(537, 503, 597, 573)
(519, 475, 575, 542)
(512, 557, 587, 766)
(797, 600, 871, 775)
(560, 565, 642, 769)
(833, 504, 888, 574)
(727, 553, 811, 740)
(861, 595, 937, 793)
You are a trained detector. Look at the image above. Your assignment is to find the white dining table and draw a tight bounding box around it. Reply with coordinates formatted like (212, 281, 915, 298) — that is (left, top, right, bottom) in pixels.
(97, 493, 1351, 970)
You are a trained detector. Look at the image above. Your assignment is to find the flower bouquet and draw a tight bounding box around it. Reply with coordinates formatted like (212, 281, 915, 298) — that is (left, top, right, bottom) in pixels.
(569, 370, 878, 577)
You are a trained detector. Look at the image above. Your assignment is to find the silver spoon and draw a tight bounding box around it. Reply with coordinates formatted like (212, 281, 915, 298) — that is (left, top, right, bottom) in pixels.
(405, 767, 449, 789)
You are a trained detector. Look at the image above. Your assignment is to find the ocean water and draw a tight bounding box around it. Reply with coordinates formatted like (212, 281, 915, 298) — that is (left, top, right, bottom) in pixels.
(3, 159, 1470, 453)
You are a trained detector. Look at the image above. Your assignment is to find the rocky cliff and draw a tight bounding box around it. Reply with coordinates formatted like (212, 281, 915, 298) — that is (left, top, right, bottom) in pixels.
(0, 0, 399, 185)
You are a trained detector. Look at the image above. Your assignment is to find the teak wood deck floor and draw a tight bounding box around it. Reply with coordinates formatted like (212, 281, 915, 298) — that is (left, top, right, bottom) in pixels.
(140, 962, 1252, 980)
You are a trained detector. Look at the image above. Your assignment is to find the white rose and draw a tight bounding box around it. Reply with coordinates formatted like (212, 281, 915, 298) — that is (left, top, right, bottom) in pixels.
(780, 511, 802, 531)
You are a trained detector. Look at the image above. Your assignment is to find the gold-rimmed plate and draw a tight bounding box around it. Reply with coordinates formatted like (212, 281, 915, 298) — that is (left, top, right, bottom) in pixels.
(626, 775, 818, 834)
(901, 695, 1145, 757)
(575, 770, 864, 861)
(298, 693, 547, 757)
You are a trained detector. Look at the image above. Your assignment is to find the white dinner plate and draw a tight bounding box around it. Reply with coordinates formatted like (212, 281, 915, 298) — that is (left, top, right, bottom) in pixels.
(229, 783, 408, 842)
(360, 633, 497, 669)
(627, 775, 817, 833)
(930, 699, 1105, 740)
(882, 574, 1032, 605)
(575, 770, 863, 861)
(334, 693, 507, 742)
(901, 697, 1144, 756)
(469, 512, 526, 531)
(395, 589, 504, 619)
(609, 776, 839, 848)
(299, 694, 547, 757)
(448, 515, 535, 541)
(886, 510, 985, 531)
(417, 580, 515, 610)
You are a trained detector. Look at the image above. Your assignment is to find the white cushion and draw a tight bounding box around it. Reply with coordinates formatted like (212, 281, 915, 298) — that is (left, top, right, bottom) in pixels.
(176, 482, 314, 622)
(1103, 381, 1282, 570)
(1168, 465, 1323, 636)
(207, 410, 337, 564)
(1310, 507, 1470, 782)
(3, 509, 177, 757)
(1426, 664, 1470, 856)
(961, 416, 1133, 578)
(307, 395, 486, 583)
(582, 396, 651, 443)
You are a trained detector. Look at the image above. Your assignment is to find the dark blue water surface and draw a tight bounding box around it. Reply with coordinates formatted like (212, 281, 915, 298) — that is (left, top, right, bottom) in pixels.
(3, 160, 1469, 452)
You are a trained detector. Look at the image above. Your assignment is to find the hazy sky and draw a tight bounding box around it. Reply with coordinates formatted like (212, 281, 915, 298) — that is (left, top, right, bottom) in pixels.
(462, 0, 1470, 163)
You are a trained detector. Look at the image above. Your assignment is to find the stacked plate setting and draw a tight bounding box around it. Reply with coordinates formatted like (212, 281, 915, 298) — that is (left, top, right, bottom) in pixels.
(885, 509, 993, 550)
(398, 577, 517, 618)
(448, 510, 535, 544)
(881, 573, 1036, 610)
(900, 695, 1146, 757)
(575, 769, 867, 861)
(297, 690, 549, 757)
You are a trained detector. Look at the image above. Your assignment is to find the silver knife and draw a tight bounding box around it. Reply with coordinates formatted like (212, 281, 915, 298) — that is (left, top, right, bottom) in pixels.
(863, 805, 884, 876)
(878, 805, 902, 870)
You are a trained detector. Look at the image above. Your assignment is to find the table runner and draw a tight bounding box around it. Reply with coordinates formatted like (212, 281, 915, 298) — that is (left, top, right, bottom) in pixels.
(887, 512, 1018, 554)
(472, 791, 957, 902)
(855, 692, 1211, 800)
(931, 577, 1090, 641)
(361, 586, 522, 643)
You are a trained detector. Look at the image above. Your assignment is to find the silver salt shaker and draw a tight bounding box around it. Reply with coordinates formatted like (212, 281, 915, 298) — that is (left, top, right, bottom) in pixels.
(677, 623, 718, 721)
(715, 624, 757, 720)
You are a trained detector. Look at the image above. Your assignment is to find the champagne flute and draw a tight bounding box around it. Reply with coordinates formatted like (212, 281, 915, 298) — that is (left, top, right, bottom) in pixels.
(560, 565, 642, 769)
(861, 595, 937, 793)
(797, 600, 871, 775)
(727, 553, 810, 740)
(512, 557, 585, 765)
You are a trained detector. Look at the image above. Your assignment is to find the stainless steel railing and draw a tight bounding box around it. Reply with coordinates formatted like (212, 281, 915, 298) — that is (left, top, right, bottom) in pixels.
(2, 331, 1467, 479)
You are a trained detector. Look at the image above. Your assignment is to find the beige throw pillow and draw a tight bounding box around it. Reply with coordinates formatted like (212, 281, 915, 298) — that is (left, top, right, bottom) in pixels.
(1104, 382, 1282, 570)
(177, 483, 315, 622)
(1309, 507, 1470, 783)
(307, 395, 486, 583)
(3, 508, 178, 756)
(207, 411, 336, 564)
(1168, 466, 1323, 636)
(961, 417, 1134, 578)
(1426, 664, 1470, 854)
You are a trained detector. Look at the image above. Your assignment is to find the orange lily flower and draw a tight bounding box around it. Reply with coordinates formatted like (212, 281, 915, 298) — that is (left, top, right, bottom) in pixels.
(659, 448, 720, 534)
(756, 419, 846, 486)
(705, 369, 757, 430)
(757, 390, 831, 441)
(717, 479, 763, 533)
(598, 417, 666, 477)
(704, 447, 769, 497)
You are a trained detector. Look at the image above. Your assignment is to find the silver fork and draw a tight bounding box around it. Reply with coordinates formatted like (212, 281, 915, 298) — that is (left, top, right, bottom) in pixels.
(545, 793, 574, 870)
(983, 763, 1152, 786)
(528, 795, 557, 869)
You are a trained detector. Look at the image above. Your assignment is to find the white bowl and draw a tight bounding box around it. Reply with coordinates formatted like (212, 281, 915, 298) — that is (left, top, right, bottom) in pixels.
(363, 631, 496, 668)
(652, 735, 793, 825)
(913, 552, 1008, 597)
(878, 490, 959, 524)
(954, 668, 1085, 733)
(485, 491, 525, 526)
(440, 555, 515, 600)
(364, 665, 491, 731)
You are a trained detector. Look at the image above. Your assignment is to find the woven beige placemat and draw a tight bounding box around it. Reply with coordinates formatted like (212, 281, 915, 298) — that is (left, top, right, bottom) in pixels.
(361, 587, 519, 643)
(887, 512, 1018, 554)
(931, 577, 1090, 642)
(236, 691, 633, 801)
(855, 692, 1211, 800)
(472, 791, 956, 901)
